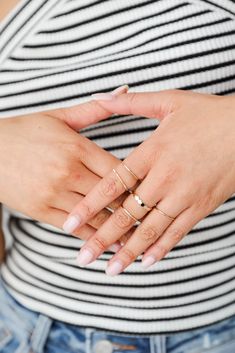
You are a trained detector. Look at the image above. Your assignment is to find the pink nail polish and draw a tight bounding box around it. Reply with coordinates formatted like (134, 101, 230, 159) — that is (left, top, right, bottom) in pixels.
(91, 84, 129, 101)
(77, 248, 94, 267)
(63, 215, 81, 234)
(112, 84, 129, 96)
(106, 260, 123, 276)
(142, 255, 156, 269)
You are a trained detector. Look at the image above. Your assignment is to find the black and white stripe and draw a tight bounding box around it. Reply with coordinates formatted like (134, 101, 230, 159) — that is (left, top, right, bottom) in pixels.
(0, 0, 235, 335)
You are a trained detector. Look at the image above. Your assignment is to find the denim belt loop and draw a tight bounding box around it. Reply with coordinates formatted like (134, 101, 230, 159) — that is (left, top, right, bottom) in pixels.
(30, 314, 53, 353)
(151, 335, 166, 353)
(85, 328, 95, 353)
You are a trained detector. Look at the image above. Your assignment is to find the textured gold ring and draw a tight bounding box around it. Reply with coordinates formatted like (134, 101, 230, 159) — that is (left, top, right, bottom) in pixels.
(132, 192, 152, 211)
(155, 205, 175, 221)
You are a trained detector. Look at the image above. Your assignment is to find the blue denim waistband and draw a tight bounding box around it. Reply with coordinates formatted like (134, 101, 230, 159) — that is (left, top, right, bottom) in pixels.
(0, 276, 235, 353)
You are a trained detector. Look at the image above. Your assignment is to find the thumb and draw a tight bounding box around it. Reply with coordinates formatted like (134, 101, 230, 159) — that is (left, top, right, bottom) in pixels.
(92, 89, 181, 121)
(49, 85, 129, 130)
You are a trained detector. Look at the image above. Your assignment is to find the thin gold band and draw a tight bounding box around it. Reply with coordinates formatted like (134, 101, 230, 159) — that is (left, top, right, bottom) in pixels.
(112, 169, 130, 192)
(123, 163, 139, 180)
(132, 192, 152, 211)
(121, 206, 139, 222)
(155, 206, 175, 221)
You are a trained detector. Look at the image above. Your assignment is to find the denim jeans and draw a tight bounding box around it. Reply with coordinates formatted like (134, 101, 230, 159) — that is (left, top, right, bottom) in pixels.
(0, 278, 235, 353)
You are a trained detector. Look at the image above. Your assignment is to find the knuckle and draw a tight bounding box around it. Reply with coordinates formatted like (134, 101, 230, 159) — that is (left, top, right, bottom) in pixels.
(167, 226, 185, 242)
(139, 226, 161, 242)
(93, 235, 108, 251)
(112, 208, 134, 230)
(80, 201, 96, 219)
(121, 248, 136, 262)
(99, 176, 119, 199)
(127, 92, 138, 106)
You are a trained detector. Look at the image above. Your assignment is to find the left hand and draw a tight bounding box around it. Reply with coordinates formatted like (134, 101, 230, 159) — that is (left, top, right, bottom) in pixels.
(64, 90, 235, 275)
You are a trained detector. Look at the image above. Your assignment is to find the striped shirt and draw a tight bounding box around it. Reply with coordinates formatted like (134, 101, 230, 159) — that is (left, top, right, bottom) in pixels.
(0, 0, 235, 335)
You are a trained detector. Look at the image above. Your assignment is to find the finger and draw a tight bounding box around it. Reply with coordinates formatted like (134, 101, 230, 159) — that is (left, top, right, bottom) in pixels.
(40, 208, 96, 241)
(46, 207, 120, 252)
(141, 207, 201, 268)
(63, 138, 154, 234)
(75, 172, 164, 268)
(92, 90, 181, 121)
(69, 163, 101, 195)
(76, 134, 119, 177)
(50, 84, 129, 130)
(55, 191, 127, 239)
(76, 205, 138, 267)
(105, 195, 184, 276)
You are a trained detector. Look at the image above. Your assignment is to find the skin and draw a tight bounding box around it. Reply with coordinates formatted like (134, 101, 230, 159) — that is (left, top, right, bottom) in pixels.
(65, 90, 235, 275)
(0, 89, 130, 249)
(0, 0, 20, 263)
(0, 0, 19, 21)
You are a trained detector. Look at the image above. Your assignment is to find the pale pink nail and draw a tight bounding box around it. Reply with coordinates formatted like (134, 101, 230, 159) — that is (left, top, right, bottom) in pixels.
(91, 84, 129, 101)
(77, 248, 94, 267)
(63, 215, 81, 234)
(108, 242, 122, 253)
(112, 84, 129, 96)
(106, 260, 123, 276)
(142, 255, 156, 269)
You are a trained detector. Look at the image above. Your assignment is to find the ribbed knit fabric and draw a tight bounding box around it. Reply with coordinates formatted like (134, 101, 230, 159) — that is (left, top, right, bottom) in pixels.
(0, 0, 235, 335)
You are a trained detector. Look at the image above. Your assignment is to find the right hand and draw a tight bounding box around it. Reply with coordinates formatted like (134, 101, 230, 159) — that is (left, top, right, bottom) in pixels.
(0, 113, 125, 244)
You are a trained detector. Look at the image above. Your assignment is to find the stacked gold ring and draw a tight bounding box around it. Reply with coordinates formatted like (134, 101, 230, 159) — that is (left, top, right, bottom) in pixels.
(122, 163, 139, 180)
(132, 192, 152, 211)
(112, 169, 133, 193)
(155, 205, 175, 221)
(121, 206, 139, 223)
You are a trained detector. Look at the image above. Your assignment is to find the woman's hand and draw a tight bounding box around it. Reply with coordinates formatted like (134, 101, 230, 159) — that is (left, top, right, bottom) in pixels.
(0, 84, 129, 248)
(65, 90, 235, 274)
(0, 112, 125, 245)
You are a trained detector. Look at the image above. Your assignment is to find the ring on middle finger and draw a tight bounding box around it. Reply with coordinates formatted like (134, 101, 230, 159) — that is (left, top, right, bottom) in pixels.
(132, 191, 152, 212)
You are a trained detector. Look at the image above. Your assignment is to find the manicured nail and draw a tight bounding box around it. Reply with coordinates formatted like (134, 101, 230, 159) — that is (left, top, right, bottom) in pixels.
(106, 260, 123, 276)
(112, 84, 129, 96)
(92, 84, 129, 101)
(63, 215, 81, 233)
(108, 242, 122, 253)
(142, 255, 156, 269)
(77, 248, 94, 267)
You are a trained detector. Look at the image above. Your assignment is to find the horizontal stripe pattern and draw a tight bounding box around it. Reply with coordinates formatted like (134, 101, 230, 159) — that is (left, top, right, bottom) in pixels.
(0, 0, 235, 335)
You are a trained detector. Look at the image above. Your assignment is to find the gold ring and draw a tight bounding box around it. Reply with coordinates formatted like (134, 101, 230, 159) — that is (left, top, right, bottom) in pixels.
(112, 169, 132, 193)
(121, 206, 139, 222)
(122, 163, 139, 180)
(155, 206, 175, 221)
(132, 192, 152, 211)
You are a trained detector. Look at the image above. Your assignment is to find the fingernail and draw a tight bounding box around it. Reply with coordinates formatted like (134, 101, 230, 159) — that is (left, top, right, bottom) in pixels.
(142, 255, 156, 269)
(92, 84, 129, 101)
(112, 84, 129, 96)
(106, 260, 123, 276)
(63, 215, 81, 233)
(108, 242, 122, 253)
(77, 248, 94, 267)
